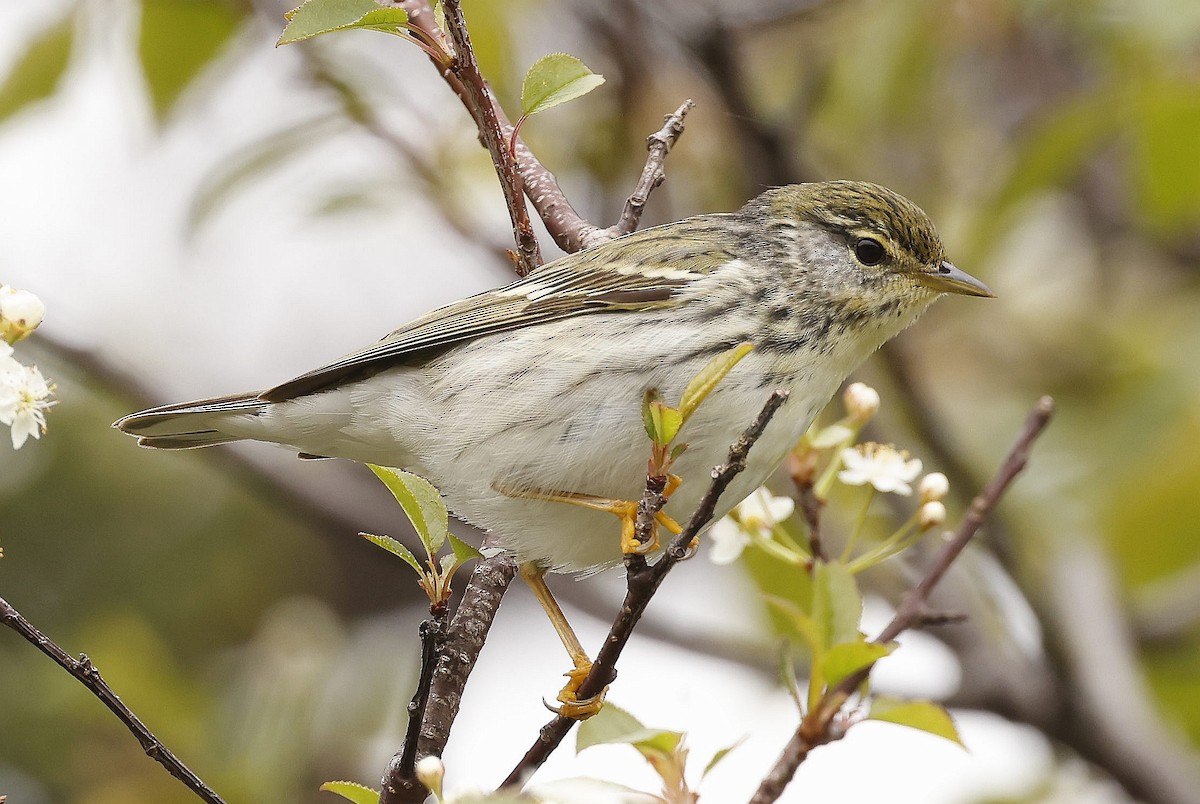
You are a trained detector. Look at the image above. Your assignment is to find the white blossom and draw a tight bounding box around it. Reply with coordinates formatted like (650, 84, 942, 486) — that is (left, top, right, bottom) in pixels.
(710, 488, 795, 564)
(918, 472, 950, 502)
(837, 443, 923, 495)
(808, 422, 854, 449)
(0, 285, 46, 342)
(843, 382, 880, 422)
(0, 358, 54, 449)
(918, 500, 947, 529)
(415, 755, 445, 798)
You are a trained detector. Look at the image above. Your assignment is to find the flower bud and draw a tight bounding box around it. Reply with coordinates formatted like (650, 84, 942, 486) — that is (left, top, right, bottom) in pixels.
(918, 501, 946, 530)
(918, 472, 949, 502)
(415, 755, 445, 797)
(0, 285, 46, 343)
(843, 382, 880, 422)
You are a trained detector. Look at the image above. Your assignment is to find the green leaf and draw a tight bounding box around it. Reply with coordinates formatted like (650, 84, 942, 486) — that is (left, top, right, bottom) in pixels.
(868, 697, 964, 747)
(367, 465, 449, 554)
(641, 389, 661, 442)
(811, 561, 863, 650)
(679, 343, 755, 421)
(819, 640, 893, 689)
(319, 780, 380, 804)
(653, 403, 683, 446)
(629, 728, 683, 759)
(701, 737, 745, 780)
(278, 0, 408, 45)
(577, 701, 643, 752)
(360, 532, 423, 575)
(448, 532, 483, 564)
(577, 702, 679, 756)
(0, 11, 75, 123)
(520, 53, 604, 117)
(139, 0, 246, 120)
(764, 596, 824, 659)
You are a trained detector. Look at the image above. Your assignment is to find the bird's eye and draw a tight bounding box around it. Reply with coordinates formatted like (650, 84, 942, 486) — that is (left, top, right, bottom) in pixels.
(853, 238, 887, 266)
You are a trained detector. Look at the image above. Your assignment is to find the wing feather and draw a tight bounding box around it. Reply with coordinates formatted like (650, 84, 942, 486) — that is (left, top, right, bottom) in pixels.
(261, 216, 739, 402)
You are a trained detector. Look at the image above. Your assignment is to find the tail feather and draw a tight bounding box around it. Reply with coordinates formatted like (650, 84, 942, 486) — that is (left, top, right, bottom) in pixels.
(114, 392, 267, 450)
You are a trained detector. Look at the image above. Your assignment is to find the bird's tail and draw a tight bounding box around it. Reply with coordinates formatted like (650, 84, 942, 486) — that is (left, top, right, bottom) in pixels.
(113, 392, 267, 449)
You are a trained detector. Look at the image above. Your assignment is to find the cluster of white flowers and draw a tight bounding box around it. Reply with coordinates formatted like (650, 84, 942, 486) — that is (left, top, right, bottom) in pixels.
(0, 285, 53, 449)
(710, 382, 955, 567)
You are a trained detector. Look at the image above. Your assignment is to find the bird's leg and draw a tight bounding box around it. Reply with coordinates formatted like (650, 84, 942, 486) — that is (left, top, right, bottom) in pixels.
(496, 475, 685, 556)
(519, 563, 606, 719)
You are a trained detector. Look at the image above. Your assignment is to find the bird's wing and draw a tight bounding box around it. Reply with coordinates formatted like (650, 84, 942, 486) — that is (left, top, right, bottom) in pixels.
(260, 217, 739, 402)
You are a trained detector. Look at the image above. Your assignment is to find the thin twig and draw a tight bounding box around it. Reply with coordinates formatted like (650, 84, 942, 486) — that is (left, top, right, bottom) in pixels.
(787, 450, 825, 562)
(500, 390, 790, 789)
(379, 612, 450, 803)
(601, 100, 696, 240)
(751, 396, 1055, 804)
(0, 595, 225, 804)
(398, 1, 692, 259)
(438, 0, 542, 275)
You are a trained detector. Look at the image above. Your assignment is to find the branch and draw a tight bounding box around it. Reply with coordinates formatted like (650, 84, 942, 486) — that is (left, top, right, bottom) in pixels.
(0, 595, 225, 804)
(417, 550, 517, 756)
(398, 1, 692, 259)
(379, 612, 449, 804)
(751, 396, 1055, 804)
(438, 0, 541, 274)
(377, 550, 517, 804)
(599, 100, 695, 241)
(500, 390, 790, 789)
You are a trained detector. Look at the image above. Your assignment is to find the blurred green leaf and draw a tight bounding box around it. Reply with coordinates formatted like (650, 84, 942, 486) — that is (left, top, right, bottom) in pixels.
(765, 595, 823, 658)
(1129, 80, 1200, 235)
(812, 561, 862, 648)
(360, 532, 423, 574)
(745, 543, 814, 635)
(319, 780, 380, 803)
(520, 53, 604, 117)
(139, 0, 246, 120)
(820, 640, 893, 689)
(0, 11, 75, 123)
(679, 343, 754, 422)
(278, 0, 408, 45)
(978, 91, 1118, 252)
(576, 702, 679, 755)
(701, 737, 745, 780)
(187, 113, 345, 234)
(367, 465, 449, 554)
(869, 697, 964, 747)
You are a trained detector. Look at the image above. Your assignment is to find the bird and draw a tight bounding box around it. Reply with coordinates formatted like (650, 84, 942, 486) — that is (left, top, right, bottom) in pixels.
(115, 181, 992, 576)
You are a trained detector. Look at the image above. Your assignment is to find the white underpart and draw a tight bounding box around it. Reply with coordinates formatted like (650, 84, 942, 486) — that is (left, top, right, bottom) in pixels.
(215, 265, 937, 573)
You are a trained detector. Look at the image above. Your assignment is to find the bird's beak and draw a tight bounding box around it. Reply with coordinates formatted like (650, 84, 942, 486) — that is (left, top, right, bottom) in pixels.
(917, 261, 995, 297)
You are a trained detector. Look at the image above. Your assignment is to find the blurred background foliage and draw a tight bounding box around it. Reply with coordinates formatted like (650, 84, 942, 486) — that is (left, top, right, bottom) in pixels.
(1, 0, 1199, 802)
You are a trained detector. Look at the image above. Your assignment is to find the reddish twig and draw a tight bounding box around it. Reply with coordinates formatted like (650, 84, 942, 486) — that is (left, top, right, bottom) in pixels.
(500, 390, 790, 789)
(398, 1, 693, 261)
(437, 0, 542, 275)
(751, 396, 1055, 804)
(0, 595, 225, 804)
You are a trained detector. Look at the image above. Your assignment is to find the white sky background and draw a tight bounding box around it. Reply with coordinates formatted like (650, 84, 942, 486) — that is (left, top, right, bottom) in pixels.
(0, 2, 1115, 802)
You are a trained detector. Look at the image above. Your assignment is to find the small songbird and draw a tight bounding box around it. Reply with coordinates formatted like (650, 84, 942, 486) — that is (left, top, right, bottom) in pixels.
(116, 181, 992, 575)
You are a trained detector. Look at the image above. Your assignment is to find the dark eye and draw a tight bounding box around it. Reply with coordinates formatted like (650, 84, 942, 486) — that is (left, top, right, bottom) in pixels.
(853, 238, 887, 266)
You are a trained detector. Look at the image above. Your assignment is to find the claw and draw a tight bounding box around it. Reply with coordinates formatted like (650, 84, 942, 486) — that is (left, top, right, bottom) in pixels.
(551, 664, 608, 720)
